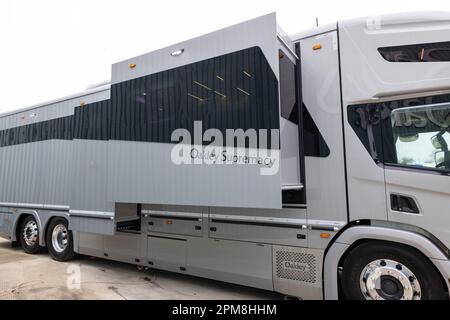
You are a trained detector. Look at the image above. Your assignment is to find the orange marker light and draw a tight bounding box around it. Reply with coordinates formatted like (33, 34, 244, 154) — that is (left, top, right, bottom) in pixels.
(165, 220, 173, 225)
(129, 63, 137, 69)
(320, 233, 331, 239)
(313, 44, 322, 51)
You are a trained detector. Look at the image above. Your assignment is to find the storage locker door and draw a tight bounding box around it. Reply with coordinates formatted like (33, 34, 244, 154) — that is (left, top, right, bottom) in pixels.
(0, 210, 12, 238)
(69, 140, 115, 235)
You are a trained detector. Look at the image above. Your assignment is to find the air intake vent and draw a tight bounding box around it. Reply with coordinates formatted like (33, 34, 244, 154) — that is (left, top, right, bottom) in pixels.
(275, 250, 317, 283)
(273, 246, 323, 299)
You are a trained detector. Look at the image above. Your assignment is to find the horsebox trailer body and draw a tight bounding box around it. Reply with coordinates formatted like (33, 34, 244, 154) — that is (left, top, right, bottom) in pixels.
(1, 12, 450, 300)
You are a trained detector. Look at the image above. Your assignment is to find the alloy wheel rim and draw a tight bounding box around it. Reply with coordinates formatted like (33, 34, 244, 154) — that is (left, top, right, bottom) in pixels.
(51, 224, 68, 253)
(360, 259, 421, 300)
(23, 220, 38, 247)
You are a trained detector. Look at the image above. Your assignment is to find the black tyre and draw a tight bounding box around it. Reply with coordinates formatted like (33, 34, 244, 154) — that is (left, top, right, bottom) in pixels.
(341, 241, 446, 300)
(19, 215, 41, 254)
(46, 217, 76, 262)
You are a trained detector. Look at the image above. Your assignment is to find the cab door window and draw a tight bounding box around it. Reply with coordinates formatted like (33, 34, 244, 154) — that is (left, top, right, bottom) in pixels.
(389, 103, 450, 171)
(348, 93, 450, 173)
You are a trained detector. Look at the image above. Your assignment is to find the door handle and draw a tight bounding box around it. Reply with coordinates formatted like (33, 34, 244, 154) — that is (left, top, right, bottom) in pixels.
(390, 194, 420, 214)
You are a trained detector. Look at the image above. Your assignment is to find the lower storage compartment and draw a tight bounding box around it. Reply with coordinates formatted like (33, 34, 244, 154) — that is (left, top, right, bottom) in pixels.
(0, 211, 13, 236)
(103, 232, 144, 264)
(186, 238, 273, 291)
(147, 235, 187, 273)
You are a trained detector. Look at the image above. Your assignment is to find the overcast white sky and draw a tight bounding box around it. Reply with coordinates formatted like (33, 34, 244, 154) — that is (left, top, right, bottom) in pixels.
(0, 0, 449, 112)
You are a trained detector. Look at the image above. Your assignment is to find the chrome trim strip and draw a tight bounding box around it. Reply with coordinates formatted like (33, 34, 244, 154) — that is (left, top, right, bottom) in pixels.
(282, 204, 307, 209)
(277, 34, 299, 60)
(0, 202, 69, 211)
(16, 203, 44, 209)
(209, 214, 307, 226)
(210, 214, 346, 231)
(0, 202, 16, 207)
(141, 210, 203, 219)
(69, 210, 114, 220)
(43, 204, 70, 210)
(282, 184, 304, 191)
(308, 220, 347, 232)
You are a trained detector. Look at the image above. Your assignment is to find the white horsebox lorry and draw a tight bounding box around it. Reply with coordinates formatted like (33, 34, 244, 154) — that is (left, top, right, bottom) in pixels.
(0, 11, 450, 300)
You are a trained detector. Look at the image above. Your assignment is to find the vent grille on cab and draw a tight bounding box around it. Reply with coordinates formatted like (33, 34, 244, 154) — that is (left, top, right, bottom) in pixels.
(275, 250, 317, 283)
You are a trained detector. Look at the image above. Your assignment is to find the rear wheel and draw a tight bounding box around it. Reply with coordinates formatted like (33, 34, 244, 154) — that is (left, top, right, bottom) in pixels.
(46, 217, 76, 261)
(341, 241, 446, 300)
(20, 215, 41, 254)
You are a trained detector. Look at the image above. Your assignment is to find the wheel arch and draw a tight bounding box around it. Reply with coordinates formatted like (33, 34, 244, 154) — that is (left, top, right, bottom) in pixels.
(40, 213, 70, 247)
(323, 222, 450, 299)
(44, 215, 69, 245)
(12, 210, 41, 243)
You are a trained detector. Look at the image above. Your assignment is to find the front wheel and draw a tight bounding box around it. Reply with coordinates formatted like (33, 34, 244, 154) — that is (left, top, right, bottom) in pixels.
(341, 241, 446, 300)
(46, 217, 76, 262)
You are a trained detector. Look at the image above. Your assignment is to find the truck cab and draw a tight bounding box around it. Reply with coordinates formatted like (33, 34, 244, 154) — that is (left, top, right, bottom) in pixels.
(293, 11, 450, 299)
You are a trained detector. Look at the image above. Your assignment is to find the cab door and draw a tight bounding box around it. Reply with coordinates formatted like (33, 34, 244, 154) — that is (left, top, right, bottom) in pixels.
(381, 97, 450, 250)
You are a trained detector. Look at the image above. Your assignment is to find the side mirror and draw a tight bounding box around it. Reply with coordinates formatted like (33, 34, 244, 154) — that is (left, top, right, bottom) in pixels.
(431, 135, 442, 150)
(435, 151, 445, 166)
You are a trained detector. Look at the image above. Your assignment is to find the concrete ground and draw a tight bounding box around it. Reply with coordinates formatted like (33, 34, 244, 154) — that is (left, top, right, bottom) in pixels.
(0, 238, 283, 300)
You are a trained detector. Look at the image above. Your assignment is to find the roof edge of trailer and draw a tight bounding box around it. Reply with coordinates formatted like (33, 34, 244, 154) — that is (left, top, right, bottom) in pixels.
(290, 11, 450, 42)
(112, 12, 277, 68)
(338, 10, 450, 28)
(0, 82, 111, 119)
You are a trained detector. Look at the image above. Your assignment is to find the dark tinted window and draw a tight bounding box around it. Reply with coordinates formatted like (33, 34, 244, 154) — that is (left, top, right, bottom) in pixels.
(0, 47, 280, 149)
(279, 49, 298, 124)
(379, 41, 450, 62)
(74, 100, 110, 140)
(110, 46, 280, 147)
(0, 116, 73, 147)
(278, 47, 330, 158)
(303, 104, 330, 157)
(282, 189, 305, 204)
(347, 103, 384, 161)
